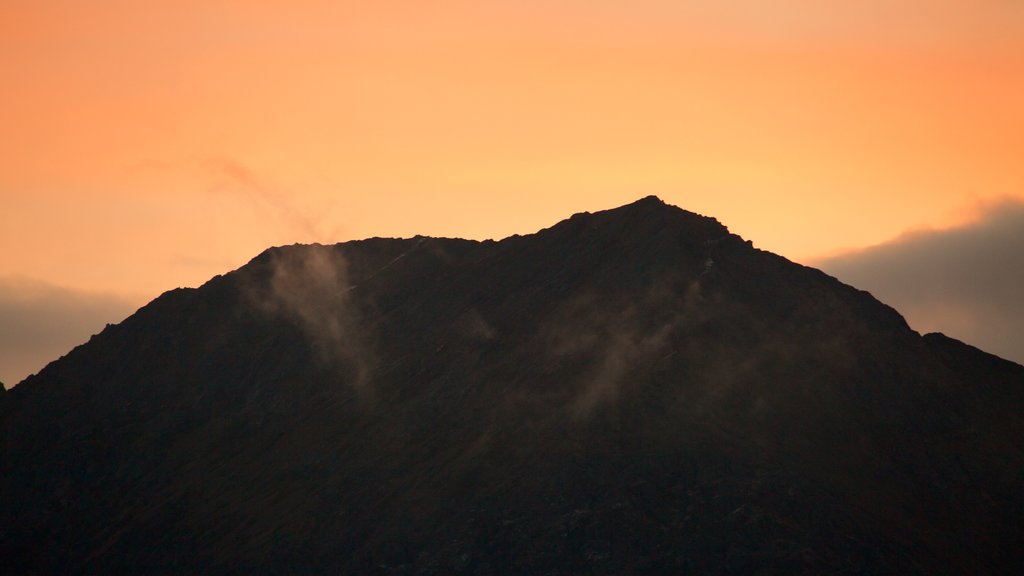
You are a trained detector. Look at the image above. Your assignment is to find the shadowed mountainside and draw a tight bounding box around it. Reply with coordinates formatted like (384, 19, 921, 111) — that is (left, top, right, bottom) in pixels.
(3, 196, 1023, 574)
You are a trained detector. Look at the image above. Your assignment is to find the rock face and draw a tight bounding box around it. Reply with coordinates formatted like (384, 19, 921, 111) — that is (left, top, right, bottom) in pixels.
(2, 196, 1023, 575)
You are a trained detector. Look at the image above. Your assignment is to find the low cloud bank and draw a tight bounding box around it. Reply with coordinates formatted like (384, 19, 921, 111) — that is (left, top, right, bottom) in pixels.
(0, 278, 138, 386)
(817, 200, 1024, 365)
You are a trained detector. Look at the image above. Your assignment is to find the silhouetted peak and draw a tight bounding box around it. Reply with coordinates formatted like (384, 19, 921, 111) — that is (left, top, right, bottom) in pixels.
(8, 196, 1024, 575)
(629, 194, 666, 207)
(549, 196, 730, 247)
(595, 195, 674, 217)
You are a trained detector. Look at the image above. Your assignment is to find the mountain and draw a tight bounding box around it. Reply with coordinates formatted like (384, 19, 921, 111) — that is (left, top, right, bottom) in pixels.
(2, 196, 1023, 575)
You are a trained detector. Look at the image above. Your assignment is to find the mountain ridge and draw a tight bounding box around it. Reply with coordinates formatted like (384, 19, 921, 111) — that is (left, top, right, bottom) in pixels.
(2, 197, 1023, 574)
(13, 194, 944, 396)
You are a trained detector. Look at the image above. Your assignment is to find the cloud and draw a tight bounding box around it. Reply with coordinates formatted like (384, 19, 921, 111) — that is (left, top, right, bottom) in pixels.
(0, 278, 138, 387)
(816, 199, 1024, 365)
(204, 156, 336, 243)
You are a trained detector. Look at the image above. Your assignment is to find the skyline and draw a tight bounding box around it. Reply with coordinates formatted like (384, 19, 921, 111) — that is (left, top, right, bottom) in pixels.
(2, 0, 1023, 383)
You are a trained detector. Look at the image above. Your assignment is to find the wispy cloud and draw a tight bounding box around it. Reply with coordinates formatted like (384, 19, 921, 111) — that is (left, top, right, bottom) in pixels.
(0, 277, 138, 387)
(204, 156, 331, 242)
(540, 280, 704, 419)
(244, 246, 375, 394)
(817, 199, 1024, 365)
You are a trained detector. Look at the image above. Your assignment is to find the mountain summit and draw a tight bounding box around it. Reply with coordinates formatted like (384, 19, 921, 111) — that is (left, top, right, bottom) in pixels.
(3, 198, 1023, 574)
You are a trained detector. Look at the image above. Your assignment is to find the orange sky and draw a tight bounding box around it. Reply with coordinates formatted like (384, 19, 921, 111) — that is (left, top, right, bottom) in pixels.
(2, 0, 1023, 301)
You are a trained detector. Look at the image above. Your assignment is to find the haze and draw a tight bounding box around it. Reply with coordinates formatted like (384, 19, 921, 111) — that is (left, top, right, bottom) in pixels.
(2, 0, 1023, 384)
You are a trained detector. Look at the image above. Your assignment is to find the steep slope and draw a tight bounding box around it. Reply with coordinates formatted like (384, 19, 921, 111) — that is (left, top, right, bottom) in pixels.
(2, 196, 1023, 574)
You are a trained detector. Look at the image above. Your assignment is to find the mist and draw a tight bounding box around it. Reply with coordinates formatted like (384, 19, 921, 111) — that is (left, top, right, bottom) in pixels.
(247, 245, 375, 391)
(817, 200, 1024, 365)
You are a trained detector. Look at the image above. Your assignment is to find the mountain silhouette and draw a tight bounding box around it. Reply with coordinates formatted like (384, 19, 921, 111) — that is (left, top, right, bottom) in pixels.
(2, 196, 1023, 574)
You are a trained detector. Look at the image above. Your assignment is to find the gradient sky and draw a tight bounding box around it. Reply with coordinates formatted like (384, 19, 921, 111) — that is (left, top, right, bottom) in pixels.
(2, 1, 1024, 383)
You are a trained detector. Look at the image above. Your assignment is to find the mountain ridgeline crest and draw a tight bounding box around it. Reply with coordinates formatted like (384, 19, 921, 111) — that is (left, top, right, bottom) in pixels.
(2, 196, 1023, 574)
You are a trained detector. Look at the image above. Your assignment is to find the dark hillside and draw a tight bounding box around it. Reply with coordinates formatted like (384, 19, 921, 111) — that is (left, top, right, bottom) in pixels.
(3, 197, 1022, 574)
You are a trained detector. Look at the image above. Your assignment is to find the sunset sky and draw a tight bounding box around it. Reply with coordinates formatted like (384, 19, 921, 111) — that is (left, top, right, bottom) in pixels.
(2, 0, 1023, 384)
